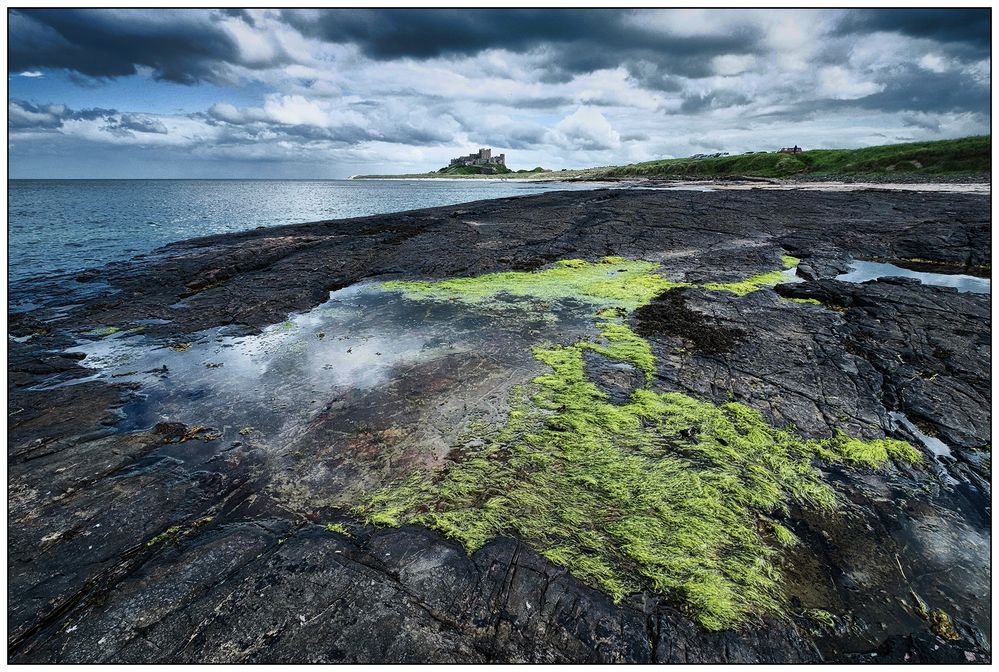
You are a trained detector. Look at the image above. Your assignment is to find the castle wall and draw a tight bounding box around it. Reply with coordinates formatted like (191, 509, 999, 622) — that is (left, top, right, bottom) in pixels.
(448, 149, 506, 167)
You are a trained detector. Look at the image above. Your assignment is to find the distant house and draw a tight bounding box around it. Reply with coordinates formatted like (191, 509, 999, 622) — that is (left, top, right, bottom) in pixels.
(777, 145, 803, 154)
(449, 148, 506, 167)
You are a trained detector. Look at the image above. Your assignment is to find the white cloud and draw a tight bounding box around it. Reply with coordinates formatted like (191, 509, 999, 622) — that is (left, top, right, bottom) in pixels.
(549, 107, 621, 150)
(712, 54, 756, 76)
(817, 66, 884, 100)
(17, 71, 44, 78)
(918, 53, 948, 73)
(262, 94, 329, 127)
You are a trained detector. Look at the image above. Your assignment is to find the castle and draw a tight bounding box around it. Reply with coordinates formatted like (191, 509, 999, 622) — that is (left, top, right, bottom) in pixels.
(449, 148, 506, 167)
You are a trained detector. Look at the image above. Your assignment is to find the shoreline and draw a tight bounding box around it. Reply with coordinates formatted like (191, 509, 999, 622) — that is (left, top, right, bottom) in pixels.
(352, 174, 991, 194)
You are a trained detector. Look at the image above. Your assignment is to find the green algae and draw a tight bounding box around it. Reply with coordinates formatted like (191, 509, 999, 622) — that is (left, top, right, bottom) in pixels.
(382, 257, 687, 311)
(382, 255, 811, 307)
(702, 270, 789, 297)
(701, 255, 802, 297)
(809, 431, 921, 468)
(325, 522, 353, 537)
(805, 608, 837, 630)
(770, 521, 799, 547)
(360, 323, 919, 631)
(788, 297, 822, 305)
(581, 321, 657, 381)
(145, 525, 182, 547)
(362, 256, 920, 631)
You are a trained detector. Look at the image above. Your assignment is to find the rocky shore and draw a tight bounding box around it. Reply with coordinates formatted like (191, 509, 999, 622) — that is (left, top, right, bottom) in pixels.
(8, 187, 991, 663)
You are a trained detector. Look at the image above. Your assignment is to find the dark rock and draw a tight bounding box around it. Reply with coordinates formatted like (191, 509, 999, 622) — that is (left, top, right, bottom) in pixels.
(634, 288, 744, 353)
(583, 349, 645, 404)
(7, 188, 991, 663)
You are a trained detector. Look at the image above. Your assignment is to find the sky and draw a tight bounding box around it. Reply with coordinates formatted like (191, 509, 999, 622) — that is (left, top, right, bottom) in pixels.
(7, 8, 992, 179)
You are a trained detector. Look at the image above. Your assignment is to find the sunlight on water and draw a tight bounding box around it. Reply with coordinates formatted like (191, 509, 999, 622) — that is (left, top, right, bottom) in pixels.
(60, 282, 595, 444)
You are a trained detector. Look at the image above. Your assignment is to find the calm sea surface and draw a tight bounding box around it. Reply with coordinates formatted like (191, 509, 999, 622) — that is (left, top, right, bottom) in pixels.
(8, 179, 609, 287)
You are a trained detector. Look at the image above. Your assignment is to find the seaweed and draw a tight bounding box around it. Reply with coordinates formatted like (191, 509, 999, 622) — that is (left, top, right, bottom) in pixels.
(359, 324, 919, 631)
(361, 257, 919, 630)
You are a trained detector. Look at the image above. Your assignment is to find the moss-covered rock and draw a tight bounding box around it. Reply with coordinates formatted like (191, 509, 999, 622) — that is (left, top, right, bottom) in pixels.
(363, 259, 921, 630)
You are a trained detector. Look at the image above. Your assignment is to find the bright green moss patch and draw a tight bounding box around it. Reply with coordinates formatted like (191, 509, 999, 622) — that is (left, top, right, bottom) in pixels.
(701, 255, 800, 297)
(805, 608, 837, 630)
(702, 270, 790, 297)
(809, 431, 921, 468)
(770, 522, 799, 547)
(581, 321, 657, 381)
(360, 324, 919, 631)
(382, 255, 807, 307)
(369, 257, 918, 629)
(788, 297, 822, 305)
(382, 257, 687, 311)
(325, 522, 353, 537)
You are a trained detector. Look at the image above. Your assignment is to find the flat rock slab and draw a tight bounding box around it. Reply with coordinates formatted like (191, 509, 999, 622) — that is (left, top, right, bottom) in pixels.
(8, 188, 991, 663)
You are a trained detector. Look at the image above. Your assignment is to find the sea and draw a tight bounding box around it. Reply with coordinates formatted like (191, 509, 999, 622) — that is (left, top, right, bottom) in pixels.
(8, 179, 612, 289)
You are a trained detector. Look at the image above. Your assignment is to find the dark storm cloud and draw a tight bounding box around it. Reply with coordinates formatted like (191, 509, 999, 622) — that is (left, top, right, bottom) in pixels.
(282, 8, 763, 78)
(836, 66, 988, 115)
(623, 62, 685, 93)
(9, 8, 990, 91)
(679, 90, 751, 114)
(8, 8, 285, 84)
(746, 62, 988, 124)
(10, 7, 767, 85)
(901, 114, 941, 133)
(835, 9, 990, 55)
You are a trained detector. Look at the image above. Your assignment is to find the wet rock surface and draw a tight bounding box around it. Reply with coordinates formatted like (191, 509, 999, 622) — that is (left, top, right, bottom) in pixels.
(8, 188, 991, 663)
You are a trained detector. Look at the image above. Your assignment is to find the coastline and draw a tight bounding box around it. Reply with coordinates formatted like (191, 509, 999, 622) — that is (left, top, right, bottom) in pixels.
(352, 174, 991, 194)
(9, 188, 991, 664)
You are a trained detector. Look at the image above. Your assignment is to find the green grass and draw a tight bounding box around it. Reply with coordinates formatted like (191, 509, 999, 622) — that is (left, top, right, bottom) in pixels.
(599, 136, 990, 179)
(354, 136, 989, 181)
(438, 164, 512, 175)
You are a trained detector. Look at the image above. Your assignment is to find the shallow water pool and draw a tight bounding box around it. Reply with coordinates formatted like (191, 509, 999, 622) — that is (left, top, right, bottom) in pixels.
(836, 261, 990, 294)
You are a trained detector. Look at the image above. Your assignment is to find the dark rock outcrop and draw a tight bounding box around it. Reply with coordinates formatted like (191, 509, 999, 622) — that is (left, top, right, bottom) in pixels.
(8, 188, 991, 663)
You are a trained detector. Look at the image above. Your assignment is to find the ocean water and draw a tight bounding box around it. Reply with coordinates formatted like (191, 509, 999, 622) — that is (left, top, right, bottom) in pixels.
(8, 179, 610, 286)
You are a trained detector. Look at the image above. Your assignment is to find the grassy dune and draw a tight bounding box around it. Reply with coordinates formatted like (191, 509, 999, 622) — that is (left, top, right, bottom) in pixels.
(354, 135, 990, 181)
(597, 135, 990, 179)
